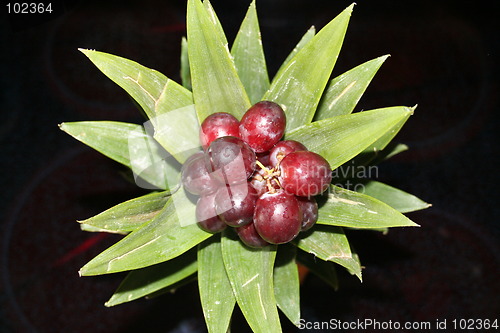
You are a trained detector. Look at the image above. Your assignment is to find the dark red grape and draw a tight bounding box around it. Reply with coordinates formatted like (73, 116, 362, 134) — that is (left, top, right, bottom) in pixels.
(206, 136, 256, 185)
(279, 151, 332, 197)
(196, 194, 226, 233)
(297, 196, 318, 231)
(253, 189, 302, 244)
(199, 112, 240, 150)
(256, 151, 271, 167)
(239, 101, 286, 153)
(215, 182, 257, 227)
(235, 222, 270, 248)
(181, 151, 219, 195)
(269, 140, 307, 167)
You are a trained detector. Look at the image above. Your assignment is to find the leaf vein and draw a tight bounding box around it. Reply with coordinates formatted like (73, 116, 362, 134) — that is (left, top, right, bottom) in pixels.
(106, 235, 162, 272)
(123, 74, 158, 104)
(328, 80, 357, 110)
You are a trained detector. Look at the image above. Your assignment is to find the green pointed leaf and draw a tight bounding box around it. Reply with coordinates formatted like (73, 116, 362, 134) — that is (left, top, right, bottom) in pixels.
(275, 26, 315, 79)
(79, 49, 199, 164)
(359, 181, 430, 213)
(317, 185, 420, 228)
(315, 55, 389, 119)
(370, 112, 411, 151)
(264, 4, 353, 131)
(346, 251, 362, 280)
(286, 106, 413, 170)
(221, 231, 281, 333)
(180, 37, 192, 91)
(187, 0, 251, 122)
(274, 245, 300, 326)
(152, 104, 201, 164)
(79, 49, 193, 126)
(351, 112, 412, 166)
(361, 142, 409, 167)
(203, 0, 228, 45)
(60, 121, 180, 190)
(198, 236, 235, 333)
(340, 142, 409, 176)
(296, 250, 338, 290)
(105, 248, 197, 307)
(78, 191, 170, 234)
(231, 0, 270, 104)
(80, 223, 125, 234)
(79, 189, 212, 276)
(60, 121, 140, 167)
(144, 275, 198, 299)
(382, 142, 409, 161)
(294, 225, 361, 280)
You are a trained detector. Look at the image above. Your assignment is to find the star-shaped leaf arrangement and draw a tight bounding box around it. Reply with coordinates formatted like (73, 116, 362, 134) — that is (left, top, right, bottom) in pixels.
(60, 1, 430, 332)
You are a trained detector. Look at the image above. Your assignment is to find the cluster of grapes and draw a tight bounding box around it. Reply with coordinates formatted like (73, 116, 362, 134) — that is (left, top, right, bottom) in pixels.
(181, 101, 332, 247)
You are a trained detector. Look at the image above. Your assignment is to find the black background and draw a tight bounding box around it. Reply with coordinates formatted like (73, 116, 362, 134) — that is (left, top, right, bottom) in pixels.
(1, 0, 498, 332)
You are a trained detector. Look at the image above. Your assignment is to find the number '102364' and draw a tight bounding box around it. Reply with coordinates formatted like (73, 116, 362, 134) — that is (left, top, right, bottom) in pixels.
(452, 319, 498, 330)
(6, 3, 53, 14)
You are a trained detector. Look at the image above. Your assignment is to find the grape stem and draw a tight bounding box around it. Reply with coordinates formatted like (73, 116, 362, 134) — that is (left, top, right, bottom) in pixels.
(255, 160, 282, 193)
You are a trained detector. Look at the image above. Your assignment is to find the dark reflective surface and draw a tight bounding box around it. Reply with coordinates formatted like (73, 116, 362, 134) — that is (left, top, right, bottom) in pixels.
(1, 0, 498, 332)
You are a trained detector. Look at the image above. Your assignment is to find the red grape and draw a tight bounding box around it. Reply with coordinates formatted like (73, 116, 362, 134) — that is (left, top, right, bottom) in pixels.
(206, 136, 256, 185)
(235, 222, 270, 248)
(279, 151, 332, 197)
(239, 101, 286, 153)
(253, 190, 302, 244)
(215, 182, 257, 227)
(297, 196, 318, 231)
(181, 151, 219, 195)
(269, 140, 307, 167)
(196, 194, 226, 233)
(256, 151, 271, 167)
(199, 112, 240, 150)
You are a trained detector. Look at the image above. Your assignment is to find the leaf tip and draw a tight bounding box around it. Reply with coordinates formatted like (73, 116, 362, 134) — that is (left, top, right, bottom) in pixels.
(380, 54, 391, 61)
(78, 263, 96, 277)
(78, 48, 94, 56)
(104, 297, 118, 307)
(409, 104, 418, 115)
(58, 122, 72, 135)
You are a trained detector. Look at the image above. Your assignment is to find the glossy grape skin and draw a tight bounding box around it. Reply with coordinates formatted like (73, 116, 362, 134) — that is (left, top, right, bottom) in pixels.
(239, 101, 286, 153)
(235, 222, 270, 248)
(253, 190, 302, 244)
(214, 183, 257, 227)
(297, 196, 318, 231)
(199, 112, 240, 150)
(279, 151, 332, 197)
(256, 151, 271, 167)
(196, 194, 226, 233)
(206, 136, 256, 185)
(181, 151, 219, 195)
(269, 140, 307, 167)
